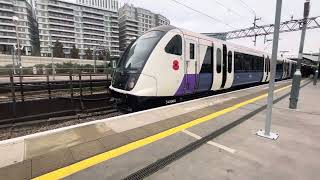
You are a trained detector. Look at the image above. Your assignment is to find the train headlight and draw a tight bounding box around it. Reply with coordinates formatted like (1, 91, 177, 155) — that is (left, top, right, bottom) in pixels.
(128, 77, 136, 90)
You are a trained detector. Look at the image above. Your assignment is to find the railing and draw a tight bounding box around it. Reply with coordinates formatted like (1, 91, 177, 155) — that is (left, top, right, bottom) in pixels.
(0, 69, 114, 118)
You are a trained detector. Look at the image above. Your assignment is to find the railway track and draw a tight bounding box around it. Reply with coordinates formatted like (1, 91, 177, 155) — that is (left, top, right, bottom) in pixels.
(0, 105, 125, 140)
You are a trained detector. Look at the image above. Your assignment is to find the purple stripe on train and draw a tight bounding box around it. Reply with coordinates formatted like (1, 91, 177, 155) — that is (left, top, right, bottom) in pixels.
(174, 74, 197, 96)
(175, 72, 265, 96)
(174, 73, 213, 96)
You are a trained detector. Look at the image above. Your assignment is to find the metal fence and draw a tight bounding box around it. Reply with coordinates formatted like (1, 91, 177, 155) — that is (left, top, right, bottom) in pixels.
(0, 54, 116, 76)
(0, 70, 112, 118)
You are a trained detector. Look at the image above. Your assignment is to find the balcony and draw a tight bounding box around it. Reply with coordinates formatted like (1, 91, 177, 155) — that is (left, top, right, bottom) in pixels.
(82, 8, 104, 16)
(49, 22, 75, 27)
(48, 8, 74, 16)
(0, 7, 14, 12)
(82, 20, 104, 26)
(83, 30, 105, 36)
(47, 2, 74, 10)
(0, 15, 14, 20)
(82, 36, 105, 41)
(110, 39, 119, 43)
(122, 31, 138, 36)
(82, 14, 104, 21)
(110, 19, 118, 23)
(111, 30, 119, 33)
(50, 28, 75, 33)
(51, 33, 75, 38)
(122, 27, 139, 32)
(48, 16, 74, 22)
(0, 27, 15, 32)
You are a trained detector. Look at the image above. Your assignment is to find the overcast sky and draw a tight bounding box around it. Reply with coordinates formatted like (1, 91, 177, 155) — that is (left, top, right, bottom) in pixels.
(118, 0, 320, 57)
(67, 0, 320, 57)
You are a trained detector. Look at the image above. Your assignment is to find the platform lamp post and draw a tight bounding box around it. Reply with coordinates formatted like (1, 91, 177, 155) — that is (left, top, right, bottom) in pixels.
(49, 34, 55, 80)
(13, 16, 22, 75)
(256, 0, 282, 140)
(289, 0, 310, 109)
(11, 47, 16, 75)
(93, 47, 97, 73)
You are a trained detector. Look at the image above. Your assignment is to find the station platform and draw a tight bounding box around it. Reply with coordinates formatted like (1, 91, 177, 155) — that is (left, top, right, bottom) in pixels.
(0, 79, 318, 180)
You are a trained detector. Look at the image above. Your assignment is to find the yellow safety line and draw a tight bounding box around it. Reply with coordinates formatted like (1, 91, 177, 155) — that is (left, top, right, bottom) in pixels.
(33, 84, 293, 180)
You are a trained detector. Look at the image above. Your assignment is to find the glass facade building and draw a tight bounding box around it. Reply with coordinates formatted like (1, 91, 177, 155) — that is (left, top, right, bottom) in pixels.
(118, 4, 170, 51)
(0, 0, 40, 55)
(36, 0, 119, 59)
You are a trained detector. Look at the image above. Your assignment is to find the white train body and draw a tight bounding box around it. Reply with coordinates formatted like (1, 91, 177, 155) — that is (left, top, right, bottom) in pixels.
(110, 25, 296, 107)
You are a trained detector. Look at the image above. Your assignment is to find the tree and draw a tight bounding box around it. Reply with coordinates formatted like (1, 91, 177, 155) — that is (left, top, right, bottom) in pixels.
(53, 40, 64, 58)
(84, 48, 92, 60)
(98, 49, 111, 61)
(70, 45, 79, 59)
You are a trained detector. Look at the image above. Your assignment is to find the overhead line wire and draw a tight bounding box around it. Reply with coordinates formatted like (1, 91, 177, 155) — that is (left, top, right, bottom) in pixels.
(237, 0, 257, 16)
(169, 0, 237, 29)
(212, 0, 252, 24)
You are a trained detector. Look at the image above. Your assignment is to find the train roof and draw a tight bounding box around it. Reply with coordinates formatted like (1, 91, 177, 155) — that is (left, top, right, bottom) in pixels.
(151, 25, 176, 32)
(149, 25, 295, 63)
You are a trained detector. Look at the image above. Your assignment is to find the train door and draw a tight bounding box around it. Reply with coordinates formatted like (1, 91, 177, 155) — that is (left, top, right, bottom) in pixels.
(282, 61, 286, 79)
(220, 44, 228, 88)
(197, 39, 213, 92)
(224, 48, 234, 88)
(265, 56, 270, 81)
(262, 55, 267, 82)
(289, 62, 293, 77)
(212, 44, 222, 90)
(184, 36, 198, 94)
(285, 62, 290, 79)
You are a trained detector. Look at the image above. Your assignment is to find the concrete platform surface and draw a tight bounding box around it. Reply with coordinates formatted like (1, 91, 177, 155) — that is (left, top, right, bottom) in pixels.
(65, 81, 319, 180)
(146, 82, 320, 180)
(0, 79, 314, 180)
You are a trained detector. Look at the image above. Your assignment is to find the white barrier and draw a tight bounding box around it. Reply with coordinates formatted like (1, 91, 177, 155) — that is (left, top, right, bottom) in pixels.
(0, 54, 106, 67)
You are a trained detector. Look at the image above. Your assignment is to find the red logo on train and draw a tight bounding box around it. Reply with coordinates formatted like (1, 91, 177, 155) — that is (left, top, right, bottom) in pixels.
(173, 60, 179, 70)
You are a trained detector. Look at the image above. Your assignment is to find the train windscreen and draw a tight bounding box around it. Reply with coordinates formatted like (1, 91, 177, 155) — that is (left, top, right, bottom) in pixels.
(117, 30, 165, 71)
(112, 30, 165, 90)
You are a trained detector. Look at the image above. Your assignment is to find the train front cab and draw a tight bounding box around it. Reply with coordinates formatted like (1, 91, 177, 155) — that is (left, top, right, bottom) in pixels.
(110, 28, 172, 108)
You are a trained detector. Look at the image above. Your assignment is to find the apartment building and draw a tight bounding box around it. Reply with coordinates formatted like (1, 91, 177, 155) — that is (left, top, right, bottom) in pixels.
(118, 4, 170, 51)
(0, 0, 40, 55)
(36, 0, 120, 59)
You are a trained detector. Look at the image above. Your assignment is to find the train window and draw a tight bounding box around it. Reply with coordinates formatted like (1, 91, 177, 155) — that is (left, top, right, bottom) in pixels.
(190, 43, 195, 59)
(216, 48, 222, 73)
(234, 52, 241, 72)
(252, 55, 261, 72)
(256, 56, 261, 71)
(251, 56, 256, 71)
(243, 54, 250, 71)
(165, 35, 182, 55)
(259, 57, 264, 71)
(228, 51, 232, 73)
(200, 46, 213, 73)
(276, 61, 283, 72)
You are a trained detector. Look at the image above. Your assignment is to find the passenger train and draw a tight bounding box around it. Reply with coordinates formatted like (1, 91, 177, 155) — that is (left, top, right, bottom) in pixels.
(110, 25, 297, 110)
